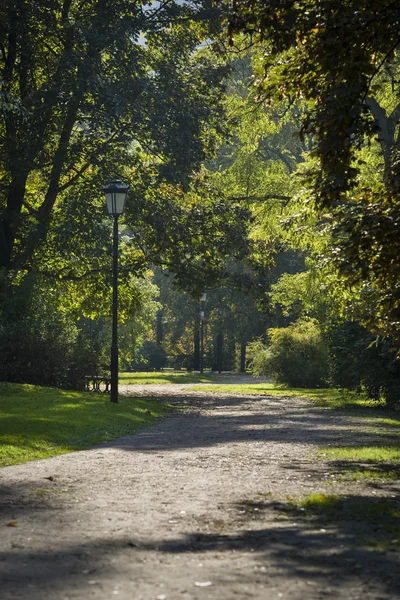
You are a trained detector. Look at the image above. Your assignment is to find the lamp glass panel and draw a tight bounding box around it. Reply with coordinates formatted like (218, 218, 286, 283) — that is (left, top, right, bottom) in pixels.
(106, 192, 127, 215)
(106, 193, 114, 215)
(115, 192, 127, 214)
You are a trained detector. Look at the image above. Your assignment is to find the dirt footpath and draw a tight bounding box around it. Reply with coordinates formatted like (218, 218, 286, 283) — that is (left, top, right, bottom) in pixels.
(0, 386, 399, 600)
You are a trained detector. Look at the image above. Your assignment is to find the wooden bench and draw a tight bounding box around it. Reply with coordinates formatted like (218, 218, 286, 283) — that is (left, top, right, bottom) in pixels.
(84, 375, 111, 393)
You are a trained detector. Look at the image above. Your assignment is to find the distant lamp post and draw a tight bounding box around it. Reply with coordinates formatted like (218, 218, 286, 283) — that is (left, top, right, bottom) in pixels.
(102, 178, 129, 403)
(217, 307, 223, 374)
(200, 292, 207, 374)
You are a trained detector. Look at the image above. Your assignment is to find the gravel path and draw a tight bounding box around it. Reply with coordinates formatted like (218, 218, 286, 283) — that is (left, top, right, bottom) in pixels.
(0, 384, 399, 599)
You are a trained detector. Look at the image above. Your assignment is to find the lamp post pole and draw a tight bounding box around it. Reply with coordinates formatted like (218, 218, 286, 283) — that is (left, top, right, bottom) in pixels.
(111, 214, 119, 404)
(199, 292, 207, 374)
(102, 178, 129, 404)
(217, 307, 223, 374)
(200, 312, 204, 374)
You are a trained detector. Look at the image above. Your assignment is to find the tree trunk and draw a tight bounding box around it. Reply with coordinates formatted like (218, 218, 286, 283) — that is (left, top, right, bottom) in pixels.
(217, 332, 223, 373)
(193, 323, 200, 371)
(0, 174, 29, 269)
(240, 342, 246, 373)
(156, 310, 163, 345)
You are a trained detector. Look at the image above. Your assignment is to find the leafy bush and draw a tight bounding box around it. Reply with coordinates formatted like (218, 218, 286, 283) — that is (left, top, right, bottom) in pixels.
(325, 320, 400, 409)
(247, 339, 270, 377)
(0, 313, 102, 390)
(0, 270, 160, 388)
(131, 341, 167, 371)
(0, 279, 99, 389)
(248, 319, 329, 387)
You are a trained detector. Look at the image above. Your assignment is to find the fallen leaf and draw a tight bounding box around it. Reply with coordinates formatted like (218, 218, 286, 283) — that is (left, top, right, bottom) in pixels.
(194, 582, 212, 587)
(7, 521, 17, 527)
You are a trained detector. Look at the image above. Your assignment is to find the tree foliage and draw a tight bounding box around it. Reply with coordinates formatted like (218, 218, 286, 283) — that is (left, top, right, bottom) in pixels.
(248, 319, 329, 388)
(222, 0, 400, 342)
(0, 1, 260, 386)
(0, 0, 228, 281)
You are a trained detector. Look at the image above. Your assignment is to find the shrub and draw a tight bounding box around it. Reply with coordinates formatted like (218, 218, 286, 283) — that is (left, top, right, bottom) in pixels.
(247, 339, 270, 377)
(131, 341, 167, 371)
(248, 319, 329, 388)
(325, 320, 400, 409)
(0, 279, 101, 389)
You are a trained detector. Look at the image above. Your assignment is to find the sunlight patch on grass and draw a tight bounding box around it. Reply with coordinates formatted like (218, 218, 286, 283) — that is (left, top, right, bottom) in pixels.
(0, 382, 170, 467)
(318, 446, 400, 462)
(119, 371, 219, 385)
(294, 492, 341, 515)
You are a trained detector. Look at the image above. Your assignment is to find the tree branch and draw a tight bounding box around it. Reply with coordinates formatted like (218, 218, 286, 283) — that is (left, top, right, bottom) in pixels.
(57, 129, 125, 193)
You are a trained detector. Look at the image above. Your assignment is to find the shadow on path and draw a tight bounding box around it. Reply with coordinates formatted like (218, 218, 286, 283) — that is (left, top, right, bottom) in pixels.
(110, 394, 400, 453)
(1, 495, 399, 598)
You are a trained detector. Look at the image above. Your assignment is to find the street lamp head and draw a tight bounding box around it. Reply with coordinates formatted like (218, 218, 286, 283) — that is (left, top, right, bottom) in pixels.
(102, 178, 129, 216)
(200, 292, 207, 302)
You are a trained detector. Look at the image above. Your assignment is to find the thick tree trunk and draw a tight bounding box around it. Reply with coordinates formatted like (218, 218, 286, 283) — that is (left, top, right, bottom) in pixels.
(0, 175, 29, 268)
(366, 97, 400, 184)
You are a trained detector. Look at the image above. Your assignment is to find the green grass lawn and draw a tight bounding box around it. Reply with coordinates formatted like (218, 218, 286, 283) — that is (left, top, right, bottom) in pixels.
(0, 382, 170, 468)
(119, 371, 220, 385)
(316, 444, 400, 483)
(318, 446, 400, 462)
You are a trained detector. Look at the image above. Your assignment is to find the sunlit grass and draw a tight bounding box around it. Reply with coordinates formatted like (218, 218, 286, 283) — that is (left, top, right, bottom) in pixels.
(0, 382, 170, 467)
(318, 445, 400, 462)
(318, 440, 400, 483)
(292, 492, 341, 515)
(119, 371, 220, 385)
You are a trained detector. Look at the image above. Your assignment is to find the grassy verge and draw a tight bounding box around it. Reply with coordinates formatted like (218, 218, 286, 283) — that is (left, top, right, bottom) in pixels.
(280, 493, 400, 549)
(120, 371, 220, 385)
(317, 444, 400, 482)
(0, 382, 170, 468)
(318, 446, 400, 462)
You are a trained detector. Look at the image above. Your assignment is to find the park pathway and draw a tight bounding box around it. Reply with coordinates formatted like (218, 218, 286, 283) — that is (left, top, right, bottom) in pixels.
(0, 385, 399, 599)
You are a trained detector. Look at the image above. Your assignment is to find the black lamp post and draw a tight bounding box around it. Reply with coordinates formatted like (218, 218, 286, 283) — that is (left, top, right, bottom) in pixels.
(102, 178, 129, 404)
(217, 307, 223, 374)
(200, 292, 207, 374)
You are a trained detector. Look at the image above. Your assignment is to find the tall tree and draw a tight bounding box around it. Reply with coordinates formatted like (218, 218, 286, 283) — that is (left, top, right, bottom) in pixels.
(0, 0, 226, 276)
(222, 0, 400, 341)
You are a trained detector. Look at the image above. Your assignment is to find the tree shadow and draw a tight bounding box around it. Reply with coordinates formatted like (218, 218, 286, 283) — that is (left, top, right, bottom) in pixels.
(107, 395, 400, 454)
(1, 494, 399, 599)
(139, 494, 400, 595)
